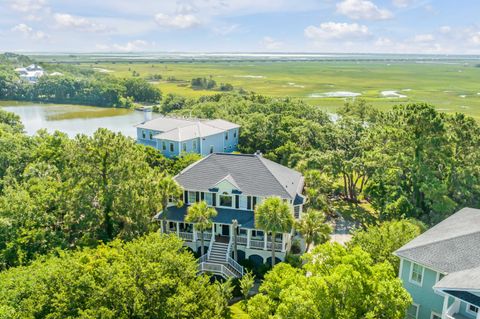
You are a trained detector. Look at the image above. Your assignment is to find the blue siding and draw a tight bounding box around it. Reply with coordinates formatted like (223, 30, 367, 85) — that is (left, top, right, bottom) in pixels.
(400, 259, 445, 319)
(458, 302, 477, 319)
(136, 127, 240, 158)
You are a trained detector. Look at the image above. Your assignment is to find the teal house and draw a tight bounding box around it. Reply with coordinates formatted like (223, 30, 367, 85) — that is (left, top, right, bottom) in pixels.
(394, 208, 480, 319)
(136, 116, 240, 158)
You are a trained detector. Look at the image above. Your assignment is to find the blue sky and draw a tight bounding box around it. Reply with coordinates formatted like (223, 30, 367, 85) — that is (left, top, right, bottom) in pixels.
(1, 0, 480, 54)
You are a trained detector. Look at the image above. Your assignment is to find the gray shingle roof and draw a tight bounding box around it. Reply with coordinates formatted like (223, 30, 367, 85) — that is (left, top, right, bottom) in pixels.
(395, 207, 480, 273)
(174, 153, 304, 200)
(434, 266, 480, 291)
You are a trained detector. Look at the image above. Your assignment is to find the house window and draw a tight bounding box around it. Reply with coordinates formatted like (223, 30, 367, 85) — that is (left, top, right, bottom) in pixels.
(149, 131, 153, 140)
(182, 143, 187, 152)
(409, 263, 424, 286)
(406, 304, 419, 319)
(219, 192, 232, 207)
(234, 130, 237, 138)
(170, 143, 174, 152)
(467, 304, 479, 316)
(205, 193, 213, 206)
(431, 313, 441, 319)
(188, 191, 196, 204)
(239, 196, 247, 209)
(162, 141, 166, 151)
(239, 228, 247, 236)
(193, 140, 197, 150)
(142, 130, 146, 139)
(225, 132, 228, 140)
(209, 146, 214, 154)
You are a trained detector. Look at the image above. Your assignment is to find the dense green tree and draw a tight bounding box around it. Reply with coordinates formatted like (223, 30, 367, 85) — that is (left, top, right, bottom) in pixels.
(348, 219, 425, 273)
(255, 197, 294, 267)
(123, 78, 161, 103)
(0, 234, 229, 319)
(296, 208, 332, 252)
(248, 243, 411, 319)
(185, 201, 217, 256)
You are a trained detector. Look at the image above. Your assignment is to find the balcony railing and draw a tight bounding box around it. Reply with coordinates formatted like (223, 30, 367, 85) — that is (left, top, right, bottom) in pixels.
(237, 236, 247, 245)
(267, 241, 283, 252)
(178, 232, 193, 241)
(250, 239, 264, 249)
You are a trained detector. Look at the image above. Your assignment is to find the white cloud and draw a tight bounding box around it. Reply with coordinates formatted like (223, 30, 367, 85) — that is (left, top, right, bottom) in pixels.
(336, 0, 393, 20)
(413, 34, 435, 43)
(392, 0, 411, 8)
(304, 22, 371, 41)
(11, 23, 48, 40)
(54, 13, 109, 32)
(212, 24, 239, 36)
(439, 26, 452, 34)
(154, 13, 201, 29)
(113, 40, 149, 52)
(260, 36, 283, 50)
(9, 0, 46, 12)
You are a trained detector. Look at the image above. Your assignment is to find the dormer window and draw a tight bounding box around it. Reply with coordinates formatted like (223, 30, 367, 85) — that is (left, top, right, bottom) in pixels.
(234, 130, 237, 138)
(225, 132, 228, 140)
(142, 130, 146, 139)
(219, 192, 232, 207)
(149, 132, 153, 140)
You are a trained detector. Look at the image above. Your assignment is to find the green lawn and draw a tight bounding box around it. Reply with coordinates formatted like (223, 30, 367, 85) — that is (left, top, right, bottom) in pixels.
(76, 60, 480, 119)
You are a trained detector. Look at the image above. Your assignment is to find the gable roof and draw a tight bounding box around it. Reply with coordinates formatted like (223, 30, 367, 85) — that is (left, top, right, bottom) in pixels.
(135, 116, 239, 142)
(434, 266, 480, 291)
(174, 153, 304, 199)
(395, 207, 480, 273)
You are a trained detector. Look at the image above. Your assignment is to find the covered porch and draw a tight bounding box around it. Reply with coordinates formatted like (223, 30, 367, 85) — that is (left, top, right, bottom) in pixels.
(441, 291, 480, 319)
(156, 205, 289, 253)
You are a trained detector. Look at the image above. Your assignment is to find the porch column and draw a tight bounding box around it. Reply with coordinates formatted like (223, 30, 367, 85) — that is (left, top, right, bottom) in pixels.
(230, 224, 233, 240)
(193, 228, 198, 242)
(211, 223, 215, 241)
(442, 294, 449, 319)
(477, 308, 480, 319)
(264, 233, 268, 250)
(176, 222, 180, 236)
(281, 233, 287, 252)
(247, 229, 251, 249)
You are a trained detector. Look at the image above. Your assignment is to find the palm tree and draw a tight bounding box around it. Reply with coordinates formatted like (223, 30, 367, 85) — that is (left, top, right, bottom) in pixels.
(296, 208, 332, 252)
(255, 197, 294, 267)
(157, 176, 183, 233)
(185, 201, 217, 256)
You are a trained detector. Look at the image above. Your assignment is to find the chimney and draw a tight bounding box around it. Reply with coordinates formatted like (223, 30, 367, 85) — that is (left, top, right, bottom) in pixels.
(144, 108, 152, 122)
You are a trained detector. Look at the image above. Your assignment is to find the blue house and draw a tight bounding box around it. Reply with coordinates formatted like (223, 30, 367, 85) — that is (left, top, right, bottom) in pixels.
(394, 208, 480, 319)
(155, 152, 306, 278)
(135, 116, 240, 158)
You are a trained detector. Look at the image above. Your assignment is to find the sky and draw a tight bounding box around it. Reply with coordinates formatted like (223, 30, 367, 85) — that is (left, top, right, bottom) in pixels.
(1, 0, 480, 54)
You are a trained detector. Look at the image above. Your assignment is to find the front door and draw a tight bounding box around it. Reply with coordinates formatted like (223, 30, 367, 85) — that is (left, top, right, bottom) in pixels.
(222, 224, 230, 236)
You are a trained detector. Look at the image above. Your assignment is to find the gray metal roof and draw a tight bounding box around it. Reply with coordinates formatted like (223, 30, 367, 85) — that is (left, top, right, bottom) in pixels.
(136, 117, 239, 142)
(395, 207, 480, 273)
(174, 153, 304, 200)
(154, 205, 255, 228)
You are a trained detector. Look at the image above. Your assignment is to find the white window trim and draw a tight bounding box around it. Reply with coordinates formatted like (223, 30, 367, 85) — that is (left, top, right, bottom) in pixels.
(434, 272, 446, 296)
(430, 311, 441, 319)
(407, 303, 420, 319)
(219, 193, 233, 208)
(409, 262, 425, 287)
(466, 303, 479, 316)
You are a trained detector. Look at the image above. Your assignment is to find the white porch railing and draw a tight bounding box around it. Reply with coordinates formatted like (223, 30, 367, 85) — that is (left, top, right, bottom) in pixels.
(237, 236, 247, 245)
(267, 241, 283, 252)
(198, 262, 237, 279)
(198, 253, 208, 263)
(226, 238, 244, 277)
(178, 232, 193, 241)
(207, 234, 215, 259)
(250, 239, 264, 249)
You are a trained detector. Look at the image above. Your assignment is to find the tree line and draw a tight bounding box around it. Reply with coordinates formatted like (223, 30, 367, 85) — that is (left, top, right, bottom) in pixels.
(0, 54, 161, 107)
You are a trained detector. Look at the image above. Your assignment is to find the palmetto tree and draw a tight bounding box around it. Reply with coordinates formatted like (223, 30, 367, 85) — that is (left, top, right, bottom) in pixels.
(157, 176, 183, 233)
(185, 201, 217, 256)
(296, 208, 332, 252)
(255, 197, 294, 267)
